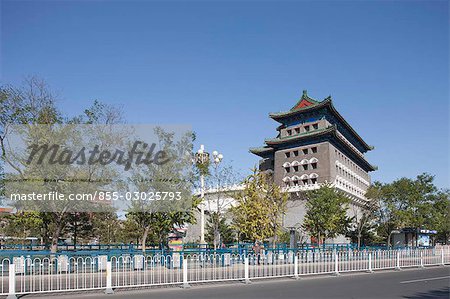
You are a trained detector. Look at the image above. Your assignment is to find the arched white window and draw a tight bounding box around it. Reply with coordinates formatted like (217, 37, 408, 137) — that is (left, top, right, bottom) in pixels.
(291, 160, 300, 166)
(300, 159, 309, 165)
(309, 157, 318, 163)
(283, 162, 291, 174)
(310, 157, 318, 169)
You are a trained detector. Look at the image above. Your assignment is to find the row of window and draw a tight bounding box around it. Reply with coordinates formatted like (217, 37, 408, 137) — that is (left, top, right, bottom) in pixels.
(335, 149, 366, 178)
(285, 163, 317, 173)
(284, 178, 318, 187)
(336, 163, 368, 188)
(283, 158, 318, 173)
(285, 146, 318, 158)
(335, 178, 365, 197)
(286, 123, 319, 136)
(283, 174, 319, 187)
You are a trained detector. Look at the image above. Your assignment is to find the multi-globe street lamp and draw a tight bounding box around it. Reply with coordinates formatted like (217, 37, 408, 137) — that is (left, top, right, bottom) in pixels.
(194, 144, 223, 244)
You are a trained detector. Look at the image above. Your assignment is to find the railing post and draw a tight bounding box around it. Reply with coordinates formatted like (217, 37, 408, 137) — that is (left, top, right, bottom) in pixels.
(441, 248, 445, 266)
(333, 251, 340, 276)
(244, 256, 251, 284)
(105, 260, 114, 294)
(420, 251, 424, 268)
(294, 255, 299, 280)
(395, 250, 401, 270)
(367, 252, 373, 273)
(182, 256, 190, 289)
(7, 263, 16, 299)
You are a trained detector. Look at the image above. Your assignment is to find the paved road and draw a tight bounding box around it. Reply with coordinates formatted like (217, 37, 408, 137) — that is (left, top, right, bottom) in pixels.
(23, 266, 450, 299)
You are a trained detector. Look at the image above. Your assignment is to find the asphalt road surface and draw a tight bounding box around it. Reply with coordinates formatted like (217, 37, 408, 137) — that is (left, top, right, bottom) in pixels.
(24, 266, 449, 299)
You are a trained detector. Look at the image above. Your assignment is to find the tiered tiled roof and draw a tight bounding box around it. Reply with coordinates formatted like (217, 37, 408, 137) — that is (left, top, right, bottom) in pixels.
(268, 90, 373, 152)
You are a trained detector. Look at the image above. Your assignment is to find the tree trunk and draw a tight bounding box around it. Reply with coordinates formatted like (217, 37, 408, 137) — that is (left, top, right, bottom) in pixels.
(272, 233, 278, 249)
(50, 221, 64, 253)
(213, 223, 220, 250)
(357, 232, 362, 249)
(141, 226, 150, 253)
(73, 222, 78, 246)
(42, 218, 50, 249)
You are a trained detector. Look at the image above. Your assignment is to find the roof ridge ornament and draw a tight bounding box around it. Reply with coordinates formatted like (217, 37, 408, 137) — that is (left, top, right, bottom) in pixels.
(302, 90, 307, 97)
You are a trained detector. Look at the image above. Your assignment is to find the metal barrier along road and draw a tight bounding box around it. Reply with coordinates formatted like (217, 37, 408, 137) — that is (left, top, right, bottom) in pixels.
(0, 247, 449, 298)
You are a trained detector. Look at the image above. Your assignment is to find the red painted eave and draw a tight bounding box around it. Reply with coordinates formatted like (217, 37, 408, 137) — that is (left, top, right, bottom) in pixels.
(292, 99, 315, 110)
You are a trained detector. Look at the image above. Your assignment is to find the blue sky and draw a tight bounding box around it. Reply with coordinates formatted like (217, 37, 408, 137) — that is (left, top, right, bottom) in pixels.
(1, 0, 449, 188)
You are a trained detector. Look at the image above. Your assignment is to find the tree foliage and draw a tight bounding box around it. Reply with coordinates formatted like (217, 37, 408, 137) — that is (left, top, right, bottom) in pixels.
(231, 170, 288, 244)
(302, 185, 350, 244)
(125, 127, 199, 252)
(202, 164, 240, 248)
(0, 78, 122, 252)
(367, 173, 449, 244)
(206, 212, 235, 245)
(4, 211, 42, 245)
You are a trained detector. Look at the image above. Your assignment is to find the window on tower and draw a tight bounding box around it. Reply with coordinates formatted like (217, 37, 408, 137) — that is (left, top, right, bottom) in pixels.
(311, 147, 317, 153)
(293, 150, 299, 157)
(304, 125, 310, 132)
(313, 123, 319, 130)
(302, 148, 308, 155)
(302, 164, 308, 171)
(285, 152, 290, 158)
(302, 179, 308, 185)
(287, 129, 292, 136)
(295, 128, 300, 134)
(311, 163, 317, 169)
(311, 178, 317, 184)
(293, 165, 299, 172)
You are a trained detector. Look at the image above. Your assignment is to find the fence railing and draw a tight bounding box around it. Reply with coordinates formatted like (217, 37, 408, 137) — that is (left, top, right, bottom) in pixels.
(0, 242, 420, 257)
(1, 246, 449, 297)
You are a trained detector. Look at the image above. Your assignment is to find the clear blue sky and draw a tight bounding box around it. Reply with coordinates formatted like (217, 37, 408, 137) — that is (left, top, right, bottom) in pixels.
(1, 1, 448, 188)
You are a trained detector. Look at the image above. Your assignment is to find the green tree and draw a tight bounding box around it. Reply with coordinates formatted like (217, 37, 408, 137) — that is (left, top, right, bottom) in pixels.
(0, 78, 124, 252)
(302, 185, 350, 244)
(64, 212, 94, 245)
(202, 164, 239, 249)
(116, 216, 142, 244)
(368, 174, 448, 245)
(432, 191, 450, 244)
(91, 210, 120, 244)
(5, 211, 43, 245)
(348, 198, 378, 248)
(231, 170, 288, 245)
(206, 212, 235, 245)
(125, 127, 199, 252)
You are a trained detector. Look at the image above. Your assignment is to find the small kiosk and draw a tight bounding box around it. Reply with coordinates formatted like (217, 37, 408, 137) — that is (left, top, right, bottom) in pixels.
(392, 228, 437, 248)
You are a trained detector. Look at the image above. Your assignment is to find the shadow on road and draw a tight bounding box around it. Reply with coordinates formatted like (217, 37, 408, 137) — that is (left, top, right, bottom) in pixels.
(403, 287, 449, 299)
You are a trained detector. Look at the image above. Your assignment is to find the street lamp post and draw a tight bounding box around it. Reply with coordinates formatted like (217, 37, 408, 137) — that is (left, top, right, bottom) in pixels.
(211, 150, 223, 248)
(194, 145, 223, 245)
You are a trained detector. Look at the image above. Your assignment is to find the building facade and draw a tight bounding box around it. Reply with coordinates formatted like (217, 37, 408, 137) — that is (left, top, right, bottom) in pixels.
(250, 91, 376, 241)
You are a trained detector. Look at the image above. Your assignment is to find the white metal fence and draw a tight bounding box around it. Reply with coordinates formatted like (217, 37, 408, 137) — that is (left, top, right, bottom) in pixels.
(1, 247, 449, 297)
